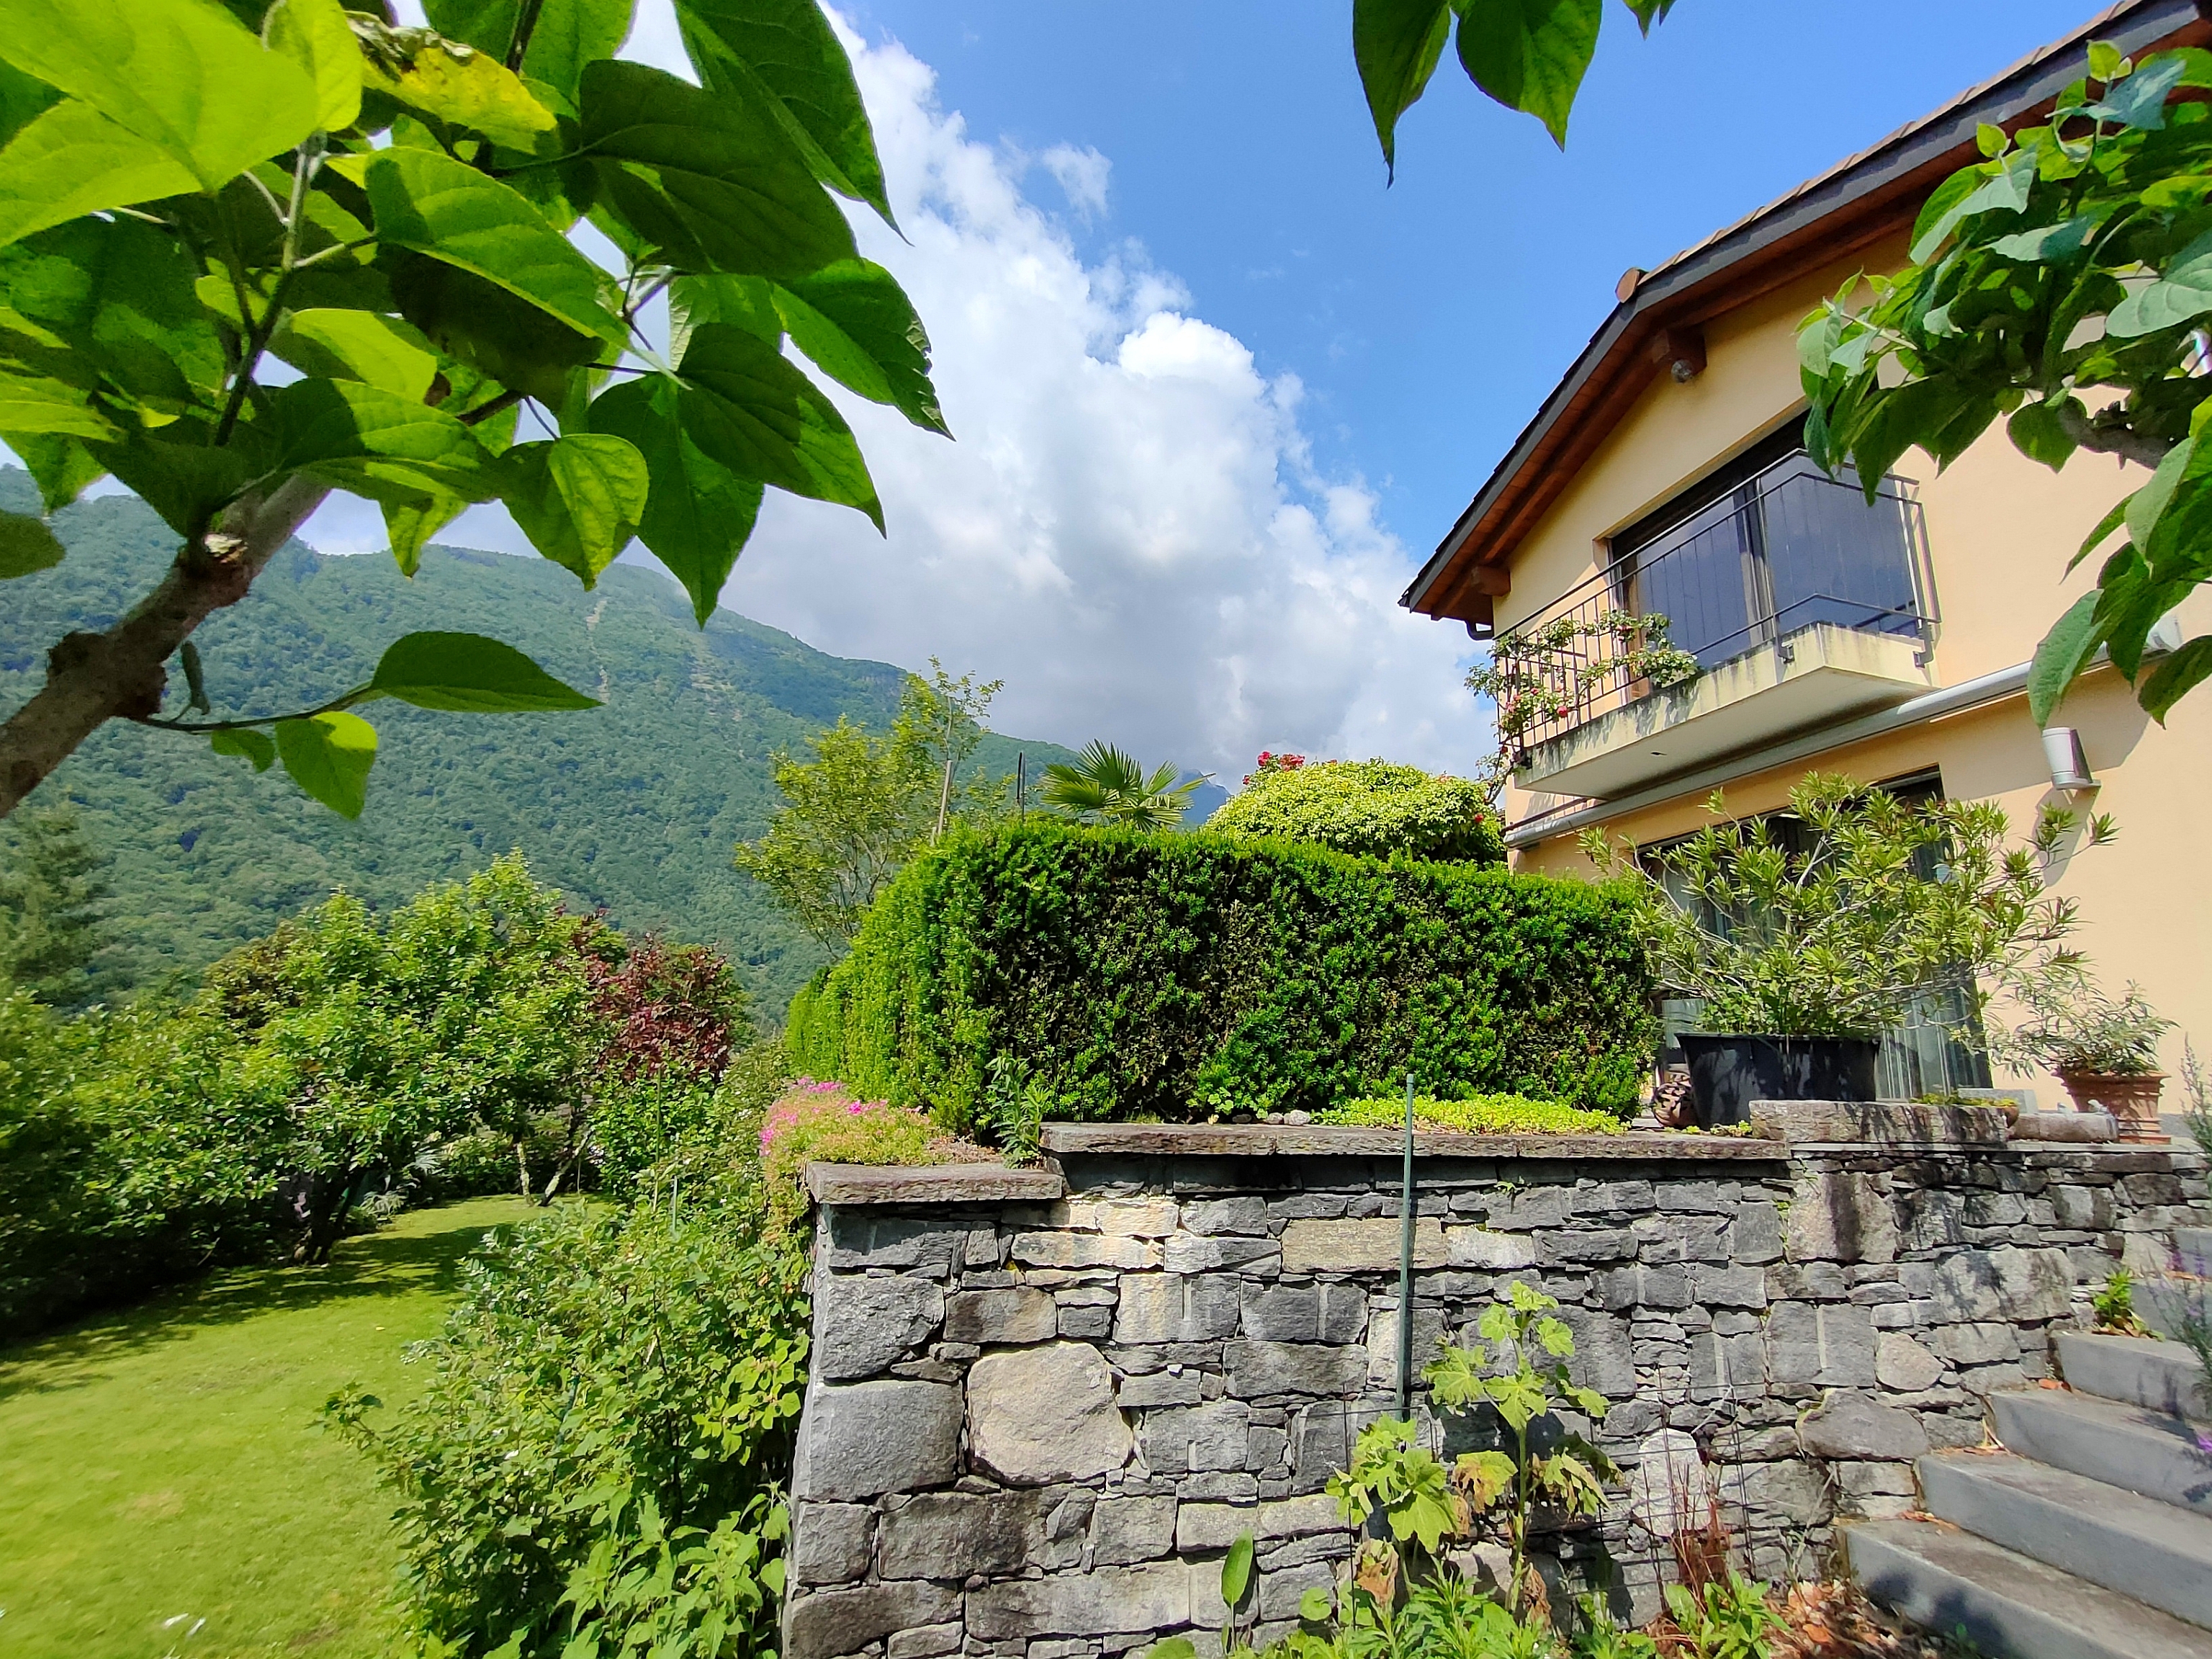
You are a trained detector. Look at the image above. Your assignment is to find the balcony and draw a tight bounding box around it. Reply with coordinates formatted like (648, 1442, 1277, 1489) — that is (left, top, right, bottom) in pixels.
(1499, 454, 1937, 801)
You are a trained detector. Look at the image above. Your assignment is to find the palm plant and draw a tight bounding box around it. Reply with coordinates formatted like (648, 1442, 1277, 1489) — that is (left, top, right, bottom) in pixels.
(1039, 742, 1205, 831)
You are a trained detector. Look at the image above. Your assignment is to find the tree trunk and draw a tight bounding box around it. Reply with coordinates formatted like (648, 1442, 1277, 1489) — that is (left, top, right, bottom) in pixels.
(0, 476, 330, 818)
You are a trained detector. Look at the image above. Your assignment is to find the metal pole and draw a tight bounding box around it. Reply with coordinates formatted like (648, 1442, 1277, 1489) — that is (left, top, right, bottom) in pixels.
(1017, 751, 1026, 822)
(1395, 1069, 1416, 1422)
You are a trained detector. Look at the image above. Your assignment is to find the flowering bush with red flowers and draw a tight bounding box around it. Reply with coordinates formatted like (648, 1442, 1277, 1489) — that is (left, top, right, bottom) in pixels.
(1242, 751, 1309, 786)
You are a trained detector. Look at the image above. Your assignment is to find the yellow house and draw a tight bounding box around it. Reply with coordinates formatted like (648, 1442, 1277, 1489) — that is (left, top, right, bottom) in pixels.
(1402, 0, 2212, 1101)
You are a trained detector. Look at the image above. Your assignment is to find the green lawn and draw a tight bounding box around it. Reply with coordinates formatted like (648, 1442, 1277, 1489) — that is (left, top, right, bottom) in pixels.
(0, 1196, 534, 1659)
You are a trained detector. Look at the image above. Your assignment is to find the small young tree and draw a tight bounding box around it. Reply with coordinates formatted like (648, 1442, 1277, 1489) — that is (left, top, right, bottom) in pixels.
(0, 805, 125, 1008)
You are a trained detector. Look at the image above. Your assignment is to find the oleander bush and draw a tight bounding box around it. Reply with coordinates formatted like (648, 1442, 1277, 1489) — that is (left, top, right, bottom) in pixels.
(788, 822, 1657, 1130)
(1208, 758, 1505, 864)
(1319, 1094, 1625, 1136)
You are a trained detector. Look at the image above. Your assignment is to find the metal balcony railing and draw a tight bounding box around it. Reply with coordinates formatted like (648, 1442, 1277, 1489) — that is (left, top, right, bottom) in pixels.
(1492, 453, 1936, 758)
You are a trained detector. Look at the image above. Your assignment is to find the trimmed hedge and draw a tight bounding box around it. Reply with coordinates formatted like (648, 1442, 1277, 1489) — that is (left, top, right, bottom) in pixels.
(1208, 759, 1504, 863)
(786, 822, 1658, 1125)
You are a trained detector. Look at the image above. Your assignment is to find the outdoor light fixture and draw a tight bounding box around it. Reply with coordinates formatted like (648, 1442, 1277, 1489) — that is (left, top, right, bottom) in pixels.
(2041, 726, 2096, 791)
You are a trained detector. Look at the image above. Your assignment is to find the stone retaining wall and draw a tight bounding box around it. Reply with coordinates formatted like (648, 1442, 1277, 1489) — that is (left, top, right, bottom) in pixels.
(782, 1125, 2208, 1659)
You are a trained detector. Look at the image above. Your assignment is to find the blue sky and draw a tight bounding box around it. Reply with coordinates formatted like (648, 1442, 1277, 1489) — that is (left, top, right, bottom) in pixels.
(826, 1, 2095, 565)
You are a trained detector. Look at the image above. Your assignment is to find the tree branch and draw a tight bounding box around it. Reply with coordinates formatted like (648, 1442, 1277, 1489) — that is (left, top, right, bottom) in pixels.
(2051, 397, 2174, 471)
(0, 475, 330, 818)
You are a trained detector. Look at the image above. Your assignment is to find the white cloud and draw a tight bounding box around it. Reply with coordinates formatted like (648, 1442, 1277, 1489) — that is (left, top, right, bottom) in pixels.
(300, 4, 1492, 782)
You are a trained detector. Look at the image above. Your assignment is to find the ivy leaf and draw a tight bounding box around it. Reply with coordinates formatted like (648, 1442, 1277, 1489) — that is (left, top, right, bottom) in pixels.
(269, 309, 441, 402)
(0, 509, 64, 578)
(579, 59, 858, 282)
(588, 370, 763, 624)
(1454, 0, 1604, 149)
(1352, 0, 1451, 180)
(2028, 592, 2105, 725)
(360, 146, 625, 346)
(0, 100, 199, 250)
(775, 260, 948, 436)
(269, 377, 499, 503)
(675, 0, 894, 225)
(677, 321, 882, 531)
(0, 0, 318, 192)
(275, 709, 378, 818)
(498, 433, 649, 585)
(262, 0, 363, 133)
(209, 727, 276, 771)
(368, 631, 600, 711)
(2139, 634, 2212, 722)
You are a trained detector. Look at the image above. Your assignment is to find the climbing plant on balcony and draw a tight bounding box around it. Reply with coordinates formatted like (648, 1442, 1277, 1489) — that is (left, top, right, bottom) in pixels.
(0, 0, 940, 820)
(1802, 42, 2212, 725)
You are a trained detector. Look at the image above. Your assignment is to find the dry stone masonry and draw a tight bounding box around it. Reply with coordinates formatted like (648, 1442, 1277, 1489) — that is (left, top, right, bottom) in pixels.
(783, 1123, 2210, 1659)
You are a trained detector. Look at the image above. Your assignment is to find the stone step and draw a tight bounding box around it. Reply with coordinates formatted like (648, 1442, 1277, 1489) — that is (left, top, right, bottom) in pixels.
(2180, 1227, 2212, 1279)
(1844, 1520, 2212, 1659)
(1991, 1386, 2212, 1516)
(2055, 1330, 2210, 1419)
(1917, 1450, 2212, 1629)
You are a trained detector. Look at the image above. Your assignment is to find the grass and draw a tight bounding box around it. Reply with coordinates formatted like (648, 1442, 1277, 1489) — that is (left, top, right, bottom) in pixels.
(0, 1195, 535, 1659)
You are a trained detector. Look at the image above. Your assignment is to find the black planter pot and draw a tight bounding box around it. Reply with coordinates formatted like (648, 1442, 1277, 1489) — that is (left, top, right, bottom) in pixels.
(1678, 1033, 1881, 1127)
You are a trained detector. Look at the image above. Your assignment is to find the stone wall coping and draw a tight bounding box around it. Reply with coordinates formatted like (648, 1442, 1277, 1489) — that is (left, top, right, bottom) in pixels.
(804, 1161, 1066, 1204)
(1038, 1123, 1788, 1161)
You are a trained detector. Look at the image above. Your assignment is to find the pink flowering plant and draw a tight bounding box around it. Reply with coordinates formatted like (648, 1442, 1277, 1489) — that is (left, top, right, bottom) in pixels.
(757, 1080, 942, 1230)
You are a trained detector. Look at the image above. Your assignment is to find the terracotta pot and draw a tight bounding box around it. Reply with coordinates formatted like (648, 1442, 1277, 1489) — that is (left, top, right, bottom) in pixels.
(2059, 1071, 2167, 1143)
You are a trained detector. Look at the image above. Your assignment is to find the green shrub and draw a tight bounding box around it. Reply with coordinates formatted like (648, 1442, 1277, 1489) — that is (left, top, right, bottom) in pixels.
(1319, 1094, 1625, 1136)
(1208, 759, 1503, 863)
(326, 1201, 807, 1659)
(788, 822, 1656, 1127)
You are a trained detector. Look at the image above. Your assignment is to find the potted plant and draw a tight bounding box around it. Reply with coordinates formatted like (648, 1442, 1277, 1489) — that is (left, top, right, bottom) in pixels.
(1992, 969, 2172, 1141)
(1586, 773, 2109, 1126)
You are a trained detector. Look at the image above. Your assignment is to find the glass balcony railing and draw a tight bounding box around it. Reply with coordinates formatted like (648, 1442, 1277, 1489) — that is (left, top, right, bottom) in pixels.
(1491, 452, 1936, 760)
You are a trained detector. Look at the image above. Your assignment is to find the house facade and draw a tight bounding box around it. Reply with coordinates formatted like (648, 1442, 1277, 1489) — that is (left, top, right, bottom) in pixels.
(1403, 0, 2212, 1097)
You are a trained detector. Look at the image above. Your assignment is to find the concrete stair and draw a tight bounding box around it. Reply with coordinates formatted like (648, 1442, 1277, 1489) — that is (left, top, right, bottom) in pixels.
(1845, 1316, 2212, 1658)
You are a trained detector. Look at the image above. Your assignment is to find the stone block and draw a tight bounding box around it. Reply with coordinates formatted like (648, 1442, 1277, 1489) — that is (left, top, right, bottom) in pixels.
(1072, 1197, 1180, 1237)
(823, 1212, 971, 1274)
(1246, 1424, 1290, 1472)
(1764, 1303, 1876, 1387)
(1581, 1179, 1657, 1215)
(1184, 1197, 1271, 1236)
(1117, 1274, 1241, 1344)
(1687, 1264, 1767, 1310)
(1874, 1331, 1945, 1393)
(1092, 1495, 1179, 1565)
(1241, 1282, 1367, 1344)
(945, 1286, 1060, 1347)
(1280, 1218, 1447, 1272)
(1927, 1247, 2071, 1323)
(816, 1273, 945, 1381)
(1497, 1186, 1575, 1229)
(1061, 1305, 1115, 1339)
(1165, 1234, 1281, 1274)
(792, 1379, 962, 1501)
(879, 1491, 1042, 1579)
(1690, 1330, 1765, 1396)
(2050, 1184, 2114, 1230)
(1655, 1181, 1727, 1213)
(786, 1581, 961, 1659)
(1140, 1400, 1251, 1475)
(1014, 1231, 1160, 1270)
(969, 1343, 1133, 1484)
(1445, 1227, 1537, 1269)
(1226, 1340, 1367, 1398)
(1364, 1306, 1447, 1388)
(886, 1623, 963, 1659)
(1730, 1202, 1784, 1264)
(1722, 1458, 1830, 1526)
(1597, 1264, 1690, 1311)
(790, 1501, 874, 1586)
(1183, 1471, 1261, 1501)
(1177, 1493, 1346, 1552)
(1555, 1305, 1638, 1398)
(1785, 1173, 1898, 1265)
(1929, 1322, 2019, 1365)
(1118, 1370, 1204, 1408)
(1624, 1428, 1714, 1538)
(1797, 1390, 1929, 1460)
(1539, 1226, 1638, 1265)
(966, 1563, 1192, 1639)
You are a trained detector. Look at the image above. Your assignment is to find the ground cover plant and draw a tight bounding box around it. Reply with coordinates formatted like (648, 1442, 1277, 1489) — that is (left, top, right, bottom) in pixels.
(1318, 1094, 1624, 1136)
(787, 820, 1658, 1130)
(0, 1194, 530, 1659)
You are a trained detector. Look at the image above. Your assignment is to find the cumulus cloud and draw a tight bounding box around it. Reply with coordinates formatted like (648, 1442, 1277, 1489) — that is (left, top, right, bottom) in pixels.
(297, 4, 1493, 781)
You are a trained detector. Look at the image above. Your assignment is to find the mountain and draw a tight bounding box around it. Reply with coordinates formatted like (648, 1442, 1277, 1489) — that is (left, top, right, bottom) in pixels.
(0, 471, 1085, 1012)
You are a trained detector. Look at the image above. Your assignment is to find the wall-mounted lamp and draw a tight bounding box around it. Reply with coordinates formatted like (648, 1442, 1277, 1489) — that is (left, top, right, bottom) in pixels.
(2041, 726, 2096, 791)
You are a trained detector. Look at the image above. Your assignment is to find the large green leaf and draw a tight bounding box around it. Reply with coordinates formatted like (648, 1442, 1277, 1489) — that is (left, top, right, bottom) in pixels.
(578, 59, 856, 282)
(775, 260, 947, 436)
(0, 0, 318, 192)
(387, 254, 602, 405)
(269, 309, 440, 401)
(1352, 0, 1450, 179)
(208, 727, 276, 771)
(675, 0, 893, 225)
(2027, 591, 2105, 725)
(359, 146, 624, 345)
(269, 377, 499, 503)
(0, 216, 227, 412)
(4, 431, 104, 511)
(1220, 1534, 1254, 1609)
(498, 432, 649, 585)
(2139, 634, 2212, 721)
(0, 509, 64, 577)
(0, 372, 120, 441)
(420, 0, 521, 55)
(90, 425, 258, 534)
(668, 272, 780, 366)
(382, 492, 464, 575)
(677, 322, 881, 531)
(1455, 0, 1604, 148)
(368, 630, 600, 711)
(0, 99, 199, 249)
(356, 21, 559, 153)
(0, 59, 60, 150)
(276, 709, 377, 817)
(588, 370, 763, 624)
(2110, 240, 2212, 338)
(262, 0, 362, 132)
(518, 0, 634, 109)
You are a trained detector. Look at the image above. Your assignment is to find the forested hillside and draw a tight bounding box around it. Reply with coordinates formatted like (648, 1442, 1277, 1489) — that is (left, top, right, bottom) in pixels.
(0, 472, 1079, 1011)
